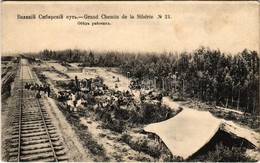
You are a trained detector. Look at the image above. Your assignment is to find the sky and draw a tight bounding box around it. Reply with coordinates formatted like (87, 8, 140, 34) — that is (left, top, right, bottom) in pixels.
(1, 1, 259, 55)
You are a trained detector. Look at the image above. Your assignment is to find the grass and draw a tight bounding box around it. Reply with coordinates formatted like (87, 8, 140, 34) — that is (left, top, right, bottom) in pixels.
(120, 131, 181, 161)
(190, 143, 256, 162)
(55, 102, 109, 161)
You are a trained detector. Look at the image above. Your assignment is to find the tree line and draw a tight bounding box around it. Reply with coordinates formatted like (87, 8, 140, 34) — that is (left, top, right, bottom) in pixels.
(38, 47, 259, 114)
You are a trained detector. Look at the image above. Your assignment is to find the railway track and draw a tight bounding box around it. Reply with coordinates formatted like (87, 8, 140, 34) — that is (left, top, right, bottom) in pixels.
(8, 61, 67, 162)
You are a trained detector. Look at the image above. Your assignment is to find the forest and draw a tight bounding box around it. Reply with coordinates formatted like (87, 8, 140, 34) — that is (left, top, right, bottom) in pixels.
(38, 47, 259, 114)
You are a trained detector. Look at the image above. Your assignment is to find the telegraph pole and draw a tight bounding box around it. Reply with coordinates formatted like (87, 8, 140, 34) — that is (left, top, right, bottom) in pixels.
(162, 77, 165, 92)
(154, 76, 158, 90)
(127, 71, 130, 89)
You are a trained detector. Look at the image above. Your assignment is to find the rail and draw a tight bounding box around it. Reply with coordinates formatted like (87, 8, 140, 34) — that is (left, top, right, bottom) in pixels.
(17, 63, 59, 162)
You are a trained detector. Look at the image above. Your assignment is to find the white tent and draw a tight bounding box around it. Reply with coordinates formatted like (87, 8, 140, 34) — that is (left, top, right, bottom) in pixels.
(144, 109, 222, 159)
(144, 108, 259, 159)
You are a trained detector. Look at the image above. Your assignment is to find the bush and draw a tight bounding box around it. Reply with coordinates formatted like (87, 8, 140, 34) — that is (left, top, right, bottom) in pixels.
(141, 102, 174, 124)
(120, 132, 175, 160)
(192, 143, 256, 162)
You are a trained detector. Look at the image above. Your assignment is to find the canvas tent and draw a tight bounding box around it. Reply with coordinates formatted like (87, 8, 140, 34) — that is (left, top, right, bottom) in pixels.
(144, 108, 259, 159)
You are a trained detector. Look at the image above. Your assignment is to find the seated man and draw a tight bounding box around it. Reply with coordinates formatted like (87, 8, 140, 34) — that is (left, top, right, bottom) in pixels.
(67, 99, 74, 111)
(35, 90, 41, 99)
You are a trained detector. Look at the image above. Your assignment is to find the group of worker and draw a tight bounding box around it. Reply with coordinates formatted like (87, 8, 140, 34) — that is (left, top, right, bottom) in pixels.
(94, 90, 135, 111)
(57, 75, 134, 112)
(65, 91, 90, 112)
(59, 76, 105, 111)
(140, 90, 163, 105)
(24, 82, 51, 98)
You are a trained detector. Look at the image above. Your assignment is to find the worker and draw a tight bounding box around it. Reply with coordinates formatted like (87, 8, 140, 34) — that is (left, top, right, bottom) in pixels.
(7, 84, 11, 94)
(24, 83, 28, 89)
(39, 84, 44, 93)
(71, 93, 76, 107)
(46, 85, 51, 97)
(75, 75, 79, 90)
(43, 84, 47, 94)
(36, 90, 41, 99)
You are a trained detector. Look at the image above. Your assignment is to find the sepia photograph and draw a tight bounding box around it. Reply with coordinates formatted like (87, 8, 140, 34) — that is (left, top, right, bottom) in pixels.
(1, 1, 259, 162)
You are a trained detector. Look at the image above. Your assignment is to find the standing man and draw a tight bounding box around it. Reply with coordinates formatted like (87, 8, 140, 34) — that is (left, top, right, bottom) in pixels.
(46, 85, 51, 97)
(71, 93, 76, 107)
(7, 84, 11, 95)
(75, 75, 79, 91)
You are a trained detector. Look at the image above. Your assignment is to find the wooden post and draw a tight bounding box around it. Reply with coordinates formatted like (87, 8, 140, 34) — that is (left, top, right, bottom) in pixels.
(237, 89, 240, 110)
(226, 98, 228, 108)
(231, 86, 234, 107)
(183, 79, 184, 95)
(162, 78, 165, 91)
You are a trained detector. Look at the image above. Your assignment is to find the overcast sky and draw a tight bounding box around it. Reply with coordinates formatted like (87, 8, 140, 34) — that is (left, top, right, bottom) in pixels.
(2, 1, 259, 55)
